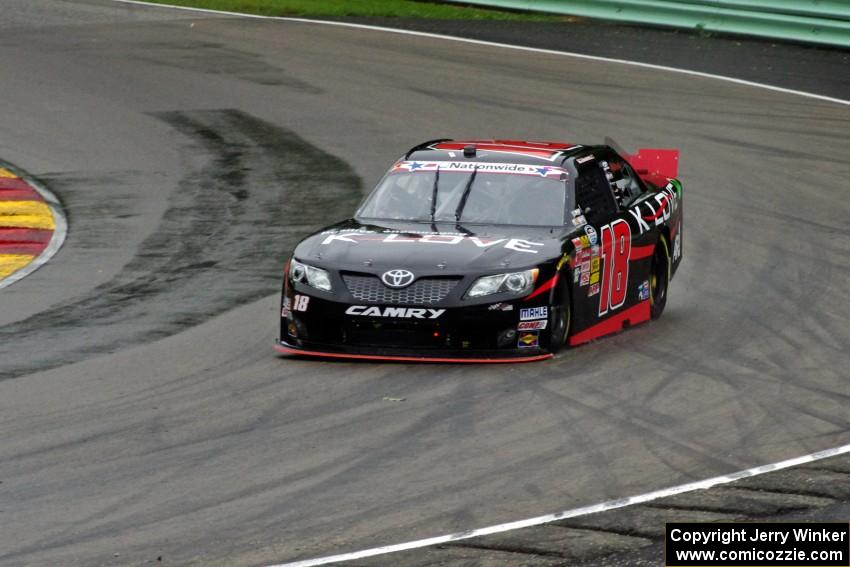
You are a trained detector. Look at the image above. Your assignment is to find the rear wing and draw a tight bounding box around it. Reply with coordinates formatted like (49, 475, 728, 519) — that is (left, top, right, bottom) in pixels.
(623, 148, 680, 180)
(602, 137, 679, 181)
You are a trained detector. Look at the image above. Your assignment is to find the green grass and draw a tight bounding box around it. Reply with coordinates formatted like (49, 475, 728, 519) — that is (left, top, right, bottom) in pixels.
(141, 0, 560, 20)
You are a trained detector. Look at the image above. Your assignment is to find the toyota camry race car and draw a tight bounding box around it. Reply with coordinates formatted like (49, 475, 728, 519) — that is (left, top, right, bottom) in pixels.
(276, 139, 682, 362)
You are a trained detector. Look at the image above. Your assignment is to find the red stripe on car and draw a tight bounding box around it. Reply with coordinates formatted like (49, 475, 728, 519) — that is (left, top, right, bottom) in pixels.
(630, 245, 654, 260)
(524, 273, 559, 301)
(568, 301, 651, 346)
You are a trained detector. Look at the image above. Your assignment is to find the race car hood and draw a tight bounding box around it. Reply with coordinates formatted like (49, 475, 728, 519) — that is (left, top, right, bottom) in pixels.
(293, 219, 569, 274)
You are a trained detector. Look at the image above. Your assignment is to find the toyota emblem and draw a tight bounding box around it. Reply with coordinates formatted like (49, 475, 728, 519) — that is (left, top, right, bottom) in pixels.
(381, 269, 415, 288)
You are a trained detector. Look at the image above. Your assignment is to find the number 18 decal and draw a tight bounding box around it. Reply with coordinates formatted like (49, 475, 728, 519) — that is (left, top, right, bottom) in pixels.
(293, 294, 310, 312)
(598, 219, 631, 316)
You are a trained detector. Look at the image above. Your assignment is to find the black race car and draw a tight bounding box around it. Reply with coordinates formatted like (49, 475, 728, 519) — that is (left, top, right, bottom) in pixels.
(276, 139, 682, 362)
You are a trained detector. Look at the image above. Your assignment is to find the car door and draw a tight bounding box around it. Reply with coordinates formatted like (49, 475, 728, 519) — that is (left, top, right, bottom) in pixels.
(594, 150, 656, 317)
(569, 151, 647, 339)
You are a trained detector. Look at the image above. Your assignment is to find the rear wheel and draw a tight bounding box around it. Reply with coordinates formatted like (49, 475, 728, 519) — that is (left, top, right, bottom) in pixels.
(650, 234, 671, 320)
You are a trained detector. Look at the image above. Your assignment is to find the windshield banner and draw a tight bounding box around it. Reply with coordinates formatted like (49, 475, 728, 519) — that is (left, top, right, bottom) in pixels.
(393, 161, 567, 178)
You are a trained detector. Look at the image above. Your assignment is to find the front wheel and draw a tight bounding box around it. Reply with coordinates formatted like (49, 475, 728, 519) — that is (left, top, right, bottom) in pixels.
(650, 234, 671, 320)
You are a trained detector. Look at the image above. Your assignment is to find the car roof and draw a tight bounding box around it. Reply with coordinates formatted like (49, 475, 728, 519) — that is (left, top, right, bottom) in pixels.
(405, 139, 587, 166)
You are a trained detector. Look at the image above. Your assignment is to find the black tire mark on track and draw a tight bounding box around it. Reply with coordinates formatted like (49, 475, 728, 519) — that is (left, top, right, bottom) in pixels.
(0, 110, 361, 380)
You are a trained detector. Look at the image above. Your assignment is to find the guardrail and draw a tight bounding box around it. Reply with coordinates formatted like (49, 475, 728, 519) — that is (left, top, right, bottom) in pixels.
(445, 0, 850, 48)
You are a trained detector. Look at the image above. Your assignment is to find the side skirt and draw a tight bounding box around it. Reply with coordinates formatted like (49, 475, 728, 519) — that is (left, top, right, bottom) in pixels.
(568, 301, 650, 346)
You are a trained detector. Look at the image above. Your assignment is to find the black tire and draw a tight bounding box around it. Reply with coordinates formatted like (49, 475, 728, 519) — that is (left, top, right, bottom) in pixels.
(650, 234, 671, 320)
(548, 283, 571, 353)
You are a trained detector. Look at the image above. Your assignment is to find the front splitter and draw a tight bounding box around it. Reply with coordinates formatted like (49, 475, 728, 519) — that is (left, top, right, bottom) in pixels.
(274, 340, 552, 364)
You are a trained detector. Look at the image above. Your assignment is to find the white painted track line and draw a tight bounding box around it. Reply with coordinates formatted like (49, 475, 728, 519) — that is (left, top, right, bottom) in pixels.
(272, 443, 850, 567)
(111, 0, 850, 107)
(103, 2, 850, 565)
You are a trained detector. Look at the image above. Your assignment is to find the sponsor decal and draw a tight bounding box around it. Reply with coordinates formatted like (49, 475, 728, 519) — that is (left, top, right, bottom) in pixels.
(320, 230, 544, 254)
(588, 282, 600, 297)
(638, 280, 650, 301)
(346, 306, 445, 319)
(488, 302, 514, 311)
(577, 249, 592, 262)
(628, 185, 680, 236)
(381, 269, 415, 288)
(571, 215, 587, 227)
(580, 272, 590, 286)
(590, 271, 599, 285)
(591, 257, 600, 272)
(571, 208, 583, 218)
(573, 268, 581, 283)
(580, 235, 590, 248)
(281, 296, 292, 317)
(571, 237, 584, 250)
(580, 260, 591, 273)
(293, 294, 310, 312)
(643, 193, 672, 223)
(585, 225, 598, 246)
(517, 331, 540, 348)
(393, 160, 568, 178)
(520, 306, 548, 321)
(518, 320, 547, 331)
(575, 154, 595, 164)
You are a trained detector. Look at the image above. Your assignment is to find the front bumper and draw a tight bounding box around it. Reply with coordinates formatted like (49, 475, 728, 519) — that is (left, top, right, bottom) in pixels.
(277, 288, 554, 362)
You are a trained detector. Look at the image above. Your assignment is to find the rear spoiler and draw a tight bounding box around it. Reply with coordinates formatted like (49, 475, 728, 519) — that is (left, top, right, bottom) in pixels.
(623, 148, 680, 180)
(603, 137, 679, 180)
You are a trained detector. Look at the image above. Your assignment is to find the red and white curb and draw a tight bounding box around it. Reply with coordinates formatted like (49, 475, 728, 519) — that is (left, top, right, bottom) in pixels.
(0, 162, 67, 289)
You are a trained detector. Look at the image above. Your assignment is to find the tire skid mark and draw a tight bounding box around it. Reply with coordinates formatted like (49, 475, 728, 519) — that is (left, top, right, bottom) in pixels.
(0, 110, 361, 380)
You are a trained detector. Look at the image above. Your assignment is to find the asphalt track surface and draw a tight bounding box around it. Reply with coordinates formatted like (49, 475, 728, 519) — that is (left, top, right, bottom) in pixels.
(0, 1, 848, 565)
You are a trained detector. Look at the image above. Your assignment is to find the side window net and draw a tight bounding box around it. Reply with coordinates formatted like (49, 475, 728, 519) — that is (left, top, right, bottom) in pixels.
(575, 165, 617, 221)
(605, 158, 643, 205)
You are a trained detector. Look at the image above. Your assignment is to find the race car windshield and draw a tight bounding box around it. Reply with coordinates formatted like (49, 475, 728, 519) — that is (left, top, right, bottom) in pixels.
(357, 164, 570, 226)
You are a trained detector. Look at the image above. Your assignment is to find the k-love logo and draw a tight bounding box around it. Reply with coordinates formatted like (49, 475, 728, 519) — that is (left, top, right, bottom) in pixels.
(321, 232, 545, 254)
(628, 184, 679, 236)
